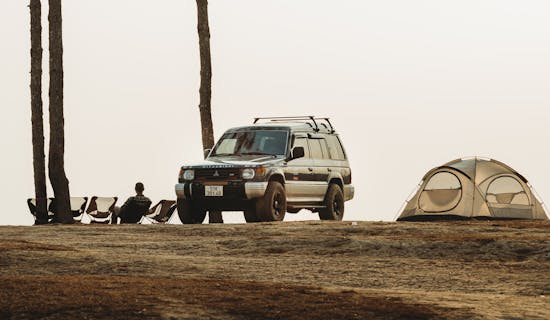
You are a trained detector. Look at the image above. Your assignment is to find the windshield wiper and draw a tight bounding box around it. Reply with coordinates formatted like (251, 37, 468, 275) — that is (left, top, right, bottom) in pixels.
(239, 152, 280, 158)
(239, 152, 272, 155)
(210, 153, 237, 157)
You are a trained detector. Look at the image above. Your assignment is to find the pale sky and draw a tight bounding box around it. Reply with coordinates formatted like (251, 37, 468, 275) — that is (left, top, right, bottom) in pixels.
(1, 1, 549, 225)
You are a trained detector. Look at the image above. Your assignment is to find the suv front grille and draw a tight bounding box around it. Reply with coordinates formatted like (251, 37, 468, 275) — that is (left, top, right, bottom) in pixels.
(195, 168, 240, 180)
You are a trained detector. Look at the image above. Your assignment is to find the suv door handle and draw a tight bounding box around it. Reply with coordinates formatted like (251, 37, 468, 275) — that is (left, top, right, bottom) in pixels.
(308, 168, 314, 172)
(327, 168, 332, 172)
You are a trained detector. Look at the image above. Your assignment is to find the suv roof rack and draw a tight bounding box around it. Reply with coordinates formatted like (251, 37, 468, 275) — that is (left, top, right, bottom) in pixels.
(253, 116, 335, 133)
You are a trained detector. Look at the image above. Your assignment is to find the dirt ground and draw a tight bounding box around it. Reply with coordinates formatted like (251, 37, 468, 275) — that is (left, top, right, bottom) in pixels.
(0, 220, 549, 319)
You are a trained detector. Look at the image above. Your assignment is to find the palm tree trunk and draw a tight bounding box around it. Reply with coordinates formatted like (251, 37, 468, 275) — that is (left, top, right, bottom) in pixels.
(48, 0, 73, 223)
(196, 0, 214, 152)
(29, 0, 48, 224)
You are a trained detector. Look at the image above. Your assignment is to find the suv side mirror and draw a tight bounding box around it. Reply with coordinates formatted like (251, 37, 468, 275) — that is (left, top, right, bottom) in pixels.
(204, 148, 212, 159)
(291, 146, 305, 160)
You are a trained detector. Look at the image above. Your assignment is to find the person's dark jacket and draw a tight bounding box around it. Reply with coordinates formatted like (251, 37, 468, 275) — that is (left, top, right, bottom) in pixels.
(119, 195, 152, 223)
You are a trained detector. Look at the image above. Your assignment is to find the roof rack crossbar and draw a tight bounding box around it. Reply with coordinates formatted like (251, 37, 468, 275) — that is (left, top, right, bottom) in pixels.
(253, 116, 336, 133)
(317, 118, 335, 133)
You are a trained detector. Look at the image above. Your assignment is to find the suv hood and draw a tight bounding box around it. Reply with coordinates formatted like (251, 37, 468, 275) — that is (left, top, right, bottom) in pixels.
(181, 155, 285, 169)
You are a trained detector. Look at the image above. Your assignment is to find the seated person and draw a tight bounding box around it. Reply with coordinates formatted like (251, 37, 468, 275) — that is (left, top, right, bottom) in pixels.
(113, 182, 152, 224)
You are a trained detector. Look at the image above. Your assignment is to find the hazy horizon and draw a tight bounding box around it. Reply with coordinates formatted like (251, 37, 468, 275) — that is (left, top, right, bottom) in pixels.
(1, 0, 549, 225)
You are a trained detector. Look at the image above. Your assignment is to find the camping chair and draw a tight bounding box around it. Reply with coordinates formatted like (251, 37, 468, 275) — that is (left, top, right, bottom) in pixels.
(70, 197, 88, 221)
(85, 196, 118, 224)
(49, 197, 89, 222)
(118, 199, 152, 224)
(27, 198, 54, 223)
(140, 200, 177, 224)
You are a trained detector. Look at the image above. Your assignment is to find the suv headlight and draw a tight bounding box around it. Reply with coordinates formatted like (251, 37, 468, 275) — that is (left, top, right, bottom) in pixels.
(183, 170, 195, 180)
(242, 168, 255, 180)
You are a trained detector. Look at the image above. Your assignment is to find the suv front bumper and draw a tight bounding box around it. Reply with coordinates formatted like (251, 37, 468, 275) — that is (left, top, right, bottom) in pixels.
(175, 182, 268, 200)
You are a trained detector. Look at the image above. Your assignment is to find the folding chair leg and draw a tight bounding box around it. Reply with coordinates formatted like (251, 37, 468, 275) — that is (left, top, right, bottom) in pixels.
(139, 216, 150, 224)
(166, 213, 175, 224)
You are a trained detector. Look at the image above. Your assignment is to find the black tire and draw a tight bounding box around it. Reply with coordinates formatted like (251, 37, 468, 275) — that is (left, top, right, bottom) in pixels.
(244, 210, 261, 223)
(256, 181, 286, 222)
(177, 199, 206, 224)
(319, 184, 345, 221)
(208, 210, 224, 224)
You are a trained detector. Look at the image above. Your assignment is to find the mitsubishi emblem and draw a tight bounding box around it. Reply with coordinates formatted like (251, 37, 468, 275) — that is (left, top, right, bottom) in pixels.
(213, 170, 220, 177)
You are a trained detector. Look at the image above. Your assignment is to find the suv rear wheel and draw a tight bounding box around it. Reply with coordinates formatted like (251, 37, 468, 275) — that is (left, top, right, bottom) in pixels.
(255, 181, 286, 222)
(177, 199, 207, 224)
(319, 184, 345, 221)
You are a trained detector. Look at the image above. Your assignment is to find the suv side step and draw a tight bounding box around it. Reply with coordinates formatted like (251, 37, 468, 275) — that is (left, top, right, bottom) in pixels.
(288, 203, 326, 209)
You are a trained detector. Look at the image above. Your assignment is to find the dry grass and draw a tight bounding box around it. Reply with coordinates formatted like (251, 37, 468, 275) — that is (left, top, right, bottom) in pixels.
(0, 275, 450, 320)
(0, 220, 549, 319)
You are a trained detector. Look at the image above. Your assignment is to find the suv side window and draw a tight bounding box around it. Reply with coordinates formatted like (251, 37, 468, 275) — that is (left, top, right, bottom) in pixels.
(320, 139, 330, 159)
(308, 138, 328, 159)
(293, 137, 310, 158)
(326, 135, 346, 160)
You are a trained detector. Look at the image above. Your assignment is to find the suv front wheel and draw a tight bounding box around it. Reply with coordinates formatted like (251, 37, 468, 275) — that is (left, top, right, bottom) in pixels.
(243, 210, 261, 223)
(255, 181, 286, 222)
(177, 199, 207, 224)
(319, 184, 345, 221)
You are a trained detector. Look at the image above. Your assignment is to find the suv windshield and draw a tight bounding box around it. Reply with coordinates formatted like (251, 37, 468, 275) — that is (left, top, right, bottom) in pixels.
(211, 130, 289, 157)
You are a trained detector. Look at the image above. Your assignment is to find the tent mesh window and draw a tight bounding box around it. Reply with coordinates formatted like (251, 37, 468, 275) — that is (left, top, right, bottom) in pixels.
(486, 176, 529, 205)
(419, 171, 462, 213)
(486, 176, 532, 218)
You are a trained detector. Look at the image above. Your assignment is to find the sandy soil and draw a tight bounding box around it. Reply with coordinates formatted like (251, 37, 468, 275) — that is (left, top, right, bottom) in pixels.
(0, 220, 549, 319)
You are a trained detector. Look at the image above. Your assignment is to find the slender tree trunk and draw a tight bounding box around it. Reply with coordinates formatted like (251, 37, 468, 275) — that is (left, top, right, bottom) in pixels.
(196, 0, 222, 224)
(196, 0, 214, 152)
(48, 0, 73, 223)
(29, 0, 48, 224)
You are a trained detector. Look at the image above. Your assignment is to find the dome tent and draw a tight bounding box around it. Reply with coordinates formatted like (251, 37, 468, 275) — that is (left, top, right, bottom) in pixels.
(397, 157, 548, 221)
